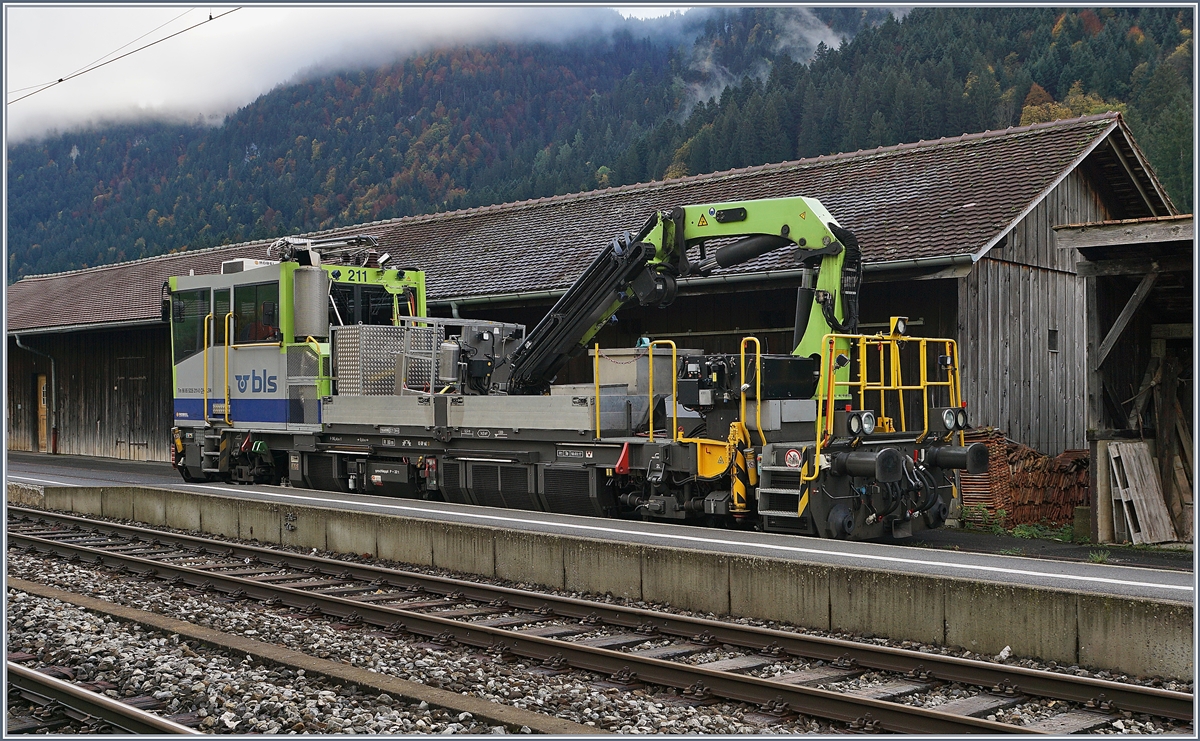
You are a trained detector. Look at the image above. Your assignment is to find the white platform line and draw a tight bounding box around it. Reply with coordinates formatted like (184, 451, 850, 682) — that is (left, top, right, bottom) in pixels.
(8, 475, 76, 487)
(185, 483, 1193, 595)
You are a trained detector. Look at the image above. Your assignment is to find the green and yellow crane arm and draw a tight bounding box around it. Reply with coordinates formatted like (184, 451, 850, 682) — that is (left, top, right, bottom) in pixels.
(502, 195, 862, 394)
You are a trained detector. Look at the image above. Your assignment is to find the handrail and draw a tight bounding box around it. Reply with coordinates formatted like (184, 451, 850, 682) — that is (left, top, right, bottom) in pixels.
(232, 341, 283, 348)
(647, 340, 678, 443)
(304, 336, 325, 373)
(594, 342, 601, 440)
(952, 340, 965, 446)
(224, 312, 234, 425)
(202, 312, 214, 421)
(803, 331, 964, 483)
(739, 337, 766, 446)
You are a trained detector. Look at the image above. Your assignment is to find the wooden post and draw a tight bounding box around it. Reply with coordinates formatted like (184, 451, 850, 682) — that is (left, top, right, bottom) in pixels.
(1155, 353, 1186, 535)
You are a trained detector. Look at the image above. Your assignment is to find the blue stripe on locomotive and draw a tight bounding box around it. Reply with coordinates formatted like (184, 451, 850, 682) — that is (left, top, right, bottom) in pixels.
(174, 398, 302, 424)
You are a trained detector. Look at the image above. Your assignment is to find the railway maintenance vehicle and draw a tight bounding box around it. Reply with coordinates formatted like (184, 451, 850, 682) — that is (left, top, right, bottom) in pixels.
(167, 195, 987, 540)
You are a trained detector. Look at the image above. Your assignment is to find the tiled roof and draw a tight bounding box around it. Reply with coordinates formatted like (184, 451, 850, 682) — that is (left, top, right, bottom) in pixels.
(7, 113, 1138, 333)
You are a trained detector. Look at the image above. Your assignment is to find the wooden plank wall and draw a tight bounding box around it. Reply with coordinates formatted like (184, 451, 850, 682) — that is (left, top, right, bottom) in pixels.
(7, 327, 174, 462)
(957, 167, 1109, 455)
(990, 169, 1109, 272)
(959, 259, 1087, 454)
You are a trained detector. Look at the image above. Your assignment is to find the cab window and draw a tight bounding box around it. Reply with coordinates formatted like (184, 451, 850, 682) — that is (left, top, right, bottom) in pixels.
(330, 283, 394, 326)
(234, 282, 280, 343)
(171, 289, 211, 364)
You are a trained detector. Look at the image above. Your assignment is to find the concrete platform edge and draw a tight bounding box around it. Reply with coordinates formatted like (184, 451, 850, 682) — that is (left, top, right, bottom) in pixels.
(7, 484, 1193, 680)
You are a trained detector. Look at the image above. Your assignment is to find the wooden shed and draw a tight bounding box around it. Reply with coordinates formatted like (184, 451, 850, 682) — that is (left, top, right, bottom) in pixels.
(1054, 215, 1194, 543)
(7, 113, 1176, 463)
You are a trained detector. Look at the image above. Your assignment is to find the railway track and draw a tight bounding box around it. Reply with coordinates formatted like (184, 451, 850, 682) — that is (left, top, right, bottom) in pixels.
(8, 506, 1193, 735)
(6, 660, 200, 734)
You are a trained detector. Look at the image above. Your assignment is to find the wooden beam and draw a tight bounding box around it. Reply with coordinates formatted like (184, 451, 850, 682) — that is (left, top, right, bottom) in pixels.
(1103, 377, 1130, 429)
(1093, 271, 1158, 370)
(1126, 356, 1161, 430)
(1076, 254, 1193, 277)
(1054, 217, 1193, 251)
(1151, 323, 1193, 339)
(1088, 428, 1156, 441)
(1108, 137, 1162, 217)
(1155, 353, 1187, 535)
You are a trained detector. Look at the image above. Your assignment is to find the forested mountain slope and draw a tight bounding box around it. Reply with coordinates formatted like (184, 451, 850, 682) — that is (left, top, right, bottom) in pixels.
(6, 7, 1191, 280)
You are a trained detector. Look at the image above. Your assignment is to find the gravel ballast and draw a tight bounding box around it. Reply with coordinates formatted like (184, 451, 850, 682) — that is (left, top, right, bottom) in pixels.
(6, 521, 1191, 735)
(6, 552, 832, 734)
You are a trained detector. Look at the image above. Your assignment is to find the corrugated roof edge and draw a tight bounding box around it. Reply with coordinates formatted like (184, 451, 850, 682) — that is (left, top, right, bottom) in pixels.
(13, 112, 1120, 284)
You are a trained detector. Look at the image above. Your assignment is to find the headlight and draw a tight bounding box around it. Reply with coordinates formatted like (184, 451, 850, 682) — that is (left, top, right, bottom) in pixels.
(861, 411, 876, 435)
(955, 408, 968, 430)
(941, 408, 957, 430)
(848, 413, 863, 435)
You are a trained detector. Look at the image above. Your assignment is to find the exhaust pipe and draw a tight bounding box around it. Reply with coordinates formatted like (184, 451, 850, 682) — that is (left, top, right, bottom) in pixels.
(926, 443, 989, 475)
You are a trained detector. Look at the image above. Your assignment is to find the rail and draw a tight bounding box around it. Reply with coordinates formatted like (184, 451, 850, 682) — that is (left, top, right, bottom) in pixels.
(647, 340, 678, 443)
(9, 508, 1191, 730)
(7, 661, 201, 734)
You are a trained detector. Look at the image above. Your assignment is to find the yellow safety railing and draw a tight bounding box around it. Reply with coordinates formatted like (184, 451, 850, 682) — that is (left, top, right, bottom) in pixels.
(647, 340, 678, 443)
(223, 313, 234, 425)
(803, 329, 963, 482)
(202, 312, 214, 421)
(739, 337, 766, 446)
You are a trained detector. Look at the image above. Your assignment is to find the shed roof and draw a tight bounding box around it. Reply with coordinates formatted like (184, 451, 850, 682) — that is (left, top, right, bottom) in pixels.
(7, 112, 1171, 334)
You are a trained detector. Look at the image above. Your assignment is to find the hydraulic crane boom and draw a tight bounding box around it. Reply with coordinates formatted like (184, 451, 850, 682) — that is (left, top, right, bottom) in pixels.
(500, 196, 862, 394)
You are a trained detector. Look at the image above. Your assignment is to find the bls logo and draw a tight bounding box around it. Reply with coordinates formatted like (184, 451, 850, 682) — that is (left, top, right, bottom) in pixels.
(235, 369, 278, 394)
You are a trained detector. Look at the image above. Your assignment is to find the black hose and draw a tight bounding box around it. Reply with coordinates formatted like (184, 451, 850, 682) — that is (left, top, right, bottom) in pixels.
(817, 223, 862, 334)
(916, 467, 940, 512)
(877, 482, 901, 517)
(793, 285, 814, 350)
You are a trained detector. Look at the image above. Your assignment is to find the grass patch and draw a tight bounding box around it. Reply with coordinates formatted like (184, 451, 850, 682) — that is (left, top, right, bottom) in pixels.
(998, 547, 1025, 556)
(1088, 550, 1110, 564)
(1010, 522, 1073, 541)
(961, 511, 1073, 541)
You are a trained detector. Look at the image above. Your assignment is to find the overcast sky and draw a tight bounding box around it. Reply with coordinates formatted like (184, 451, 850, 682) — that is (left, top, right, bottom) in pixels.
(4, 5, 689, 143)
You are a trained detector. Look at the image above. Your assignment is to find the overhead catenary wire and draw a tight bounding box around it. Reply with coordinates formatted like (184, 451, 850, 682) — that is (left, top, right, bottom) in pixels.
(7, 7, 240, 106)
(7, 7, 197, 95)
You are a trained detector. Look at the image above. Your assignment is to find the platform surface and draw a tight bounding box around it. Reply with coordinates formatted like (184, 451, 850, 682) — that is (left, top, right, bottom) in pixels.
(7, 452, 1194, 603)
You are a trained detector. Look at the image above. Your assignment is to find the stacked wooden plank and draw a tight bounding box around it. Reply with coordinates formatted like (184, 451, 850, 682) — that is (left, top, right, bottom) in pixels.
(1006, 447, 1090, 526)
(957, 428, 1012, 525)
(1108, 441, 1178, 544)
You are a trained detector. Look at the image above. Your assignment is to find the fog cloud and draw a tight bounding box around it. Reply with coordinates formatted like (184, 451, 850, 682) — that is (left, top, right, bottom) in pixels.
(5, 6, 689, 143)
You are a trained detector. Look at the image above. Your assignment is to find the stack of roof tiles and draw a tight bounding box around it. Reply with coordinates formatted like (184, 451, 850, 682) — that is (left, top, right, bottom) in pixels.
(958, 428, 1090, 527)
(958, 427, 1013, 526)
(1006, 447, 1090, 526)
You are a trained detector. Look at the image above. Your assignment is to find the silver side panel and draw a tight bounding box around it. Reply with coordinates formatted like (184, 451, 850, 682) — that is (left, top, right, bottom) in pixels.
(323, 394, 597, 431)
